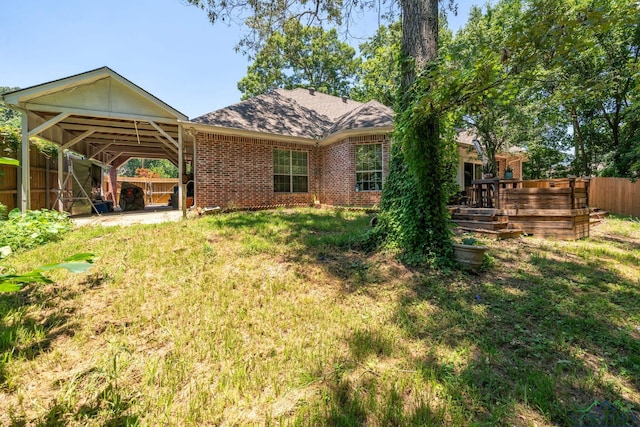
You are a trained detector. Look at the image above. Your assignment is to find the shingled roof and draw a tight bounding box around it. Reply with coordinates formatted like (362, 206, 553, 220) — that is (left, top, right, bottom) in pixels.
(191, 88, 394, 140)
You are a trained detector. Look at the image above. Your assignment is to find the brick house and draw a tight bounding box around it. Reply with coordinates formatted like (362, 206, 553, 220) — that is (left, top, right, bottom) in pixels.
(1, 67, 525, 212)
(189, 88, 393, 209)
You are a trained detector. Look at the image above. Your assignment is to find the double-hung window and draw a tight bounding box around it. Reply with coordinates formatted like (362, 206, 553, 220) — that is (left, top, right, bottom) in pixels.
(273, 149, 308, 193)
(355, 144, 383, 191)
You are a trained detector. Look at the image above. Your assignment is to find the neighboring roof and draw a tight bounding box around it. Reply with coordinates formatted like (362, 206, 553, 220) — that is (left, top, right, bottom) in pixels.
(192, 88, 394, 140)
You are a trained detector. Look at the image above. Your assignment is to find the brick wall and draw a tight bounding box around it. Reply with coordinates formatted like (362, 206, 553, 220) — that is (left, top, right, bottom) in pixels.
(320, 134, 390, 206)
(195, 132, 390, 209)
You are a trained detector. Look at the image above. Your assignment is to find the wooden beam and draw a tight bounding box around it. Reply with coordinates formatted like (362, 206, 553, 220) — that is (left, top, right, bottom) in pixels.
(84, 134, 163, 144)
(63, 116, 178, 134)
(22, 103, 179, 125)
(154, 135, 178, 154)
(27, 112, 71, 137)
(89, 143, 113, 159)
(61, 130, 95, 150)
(59, 123, 175, 138)
(149, 121, 178, 147)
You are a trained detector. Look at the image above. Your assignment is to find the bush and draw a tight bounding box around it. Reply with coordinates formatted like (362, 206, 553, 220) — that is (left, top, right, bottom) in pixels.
(0, 209, 73, 255)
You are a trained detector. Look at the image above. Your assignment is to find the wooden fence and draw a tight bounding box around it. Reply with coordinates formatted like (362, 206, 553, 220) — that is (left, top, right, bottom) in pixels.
(1, 148, 179, 211)
(0, 149, 59, 211)
(589, 177, 640, 217)
(105, 177, 179, 206)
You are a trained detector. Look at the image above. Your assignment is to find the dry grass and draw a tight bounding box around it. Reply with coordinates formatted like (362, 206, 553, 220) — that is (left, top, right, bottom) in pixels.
(0, 209, 638, 426)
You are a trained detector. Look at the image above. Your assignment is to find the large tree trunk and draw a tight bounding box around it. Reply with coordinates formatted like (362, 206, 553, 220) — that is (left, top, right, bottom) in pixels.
(400, 0, 438, 97)
(378, 0, 452, 264)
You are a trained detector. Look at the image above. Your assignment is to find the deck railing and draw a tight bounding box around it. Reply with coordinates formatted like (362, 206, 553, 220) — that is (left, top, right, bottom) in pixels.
(469, 178, 590, 210)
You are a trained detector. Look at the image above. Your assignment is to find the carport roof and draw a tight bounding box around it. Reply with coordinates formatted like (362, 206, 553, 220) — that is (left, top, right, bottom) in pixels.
(0, 66, 189, 167)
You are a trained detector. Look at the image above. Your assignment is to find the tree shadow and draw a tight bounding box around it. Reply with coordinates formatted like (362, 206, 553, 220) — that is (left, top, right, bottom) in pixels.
(0, 273, 108, 385)
(390, 247, 640, 425)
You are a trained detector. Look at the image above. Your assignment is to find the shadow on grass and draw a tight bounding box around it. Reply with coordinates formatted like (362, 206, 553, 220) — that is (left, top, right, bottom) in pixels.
(389, 248, 640, 425)
(0, 274, 108, 386)
(224, 210, 640, 424)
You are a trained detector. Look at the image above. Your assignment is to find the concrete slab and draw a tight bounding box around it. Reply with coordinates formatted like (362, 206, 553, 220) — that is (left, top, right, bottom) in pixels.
(72, 206, 184, 227)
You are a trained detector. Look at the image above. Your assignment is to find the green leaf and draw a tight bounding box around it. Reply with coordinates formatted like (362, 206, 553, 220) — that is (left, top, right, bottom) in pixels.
(37, 262, 94, 274)
(64, 253, 96, 263)
(8, 208, 21, 219)
(0, 271, 53, 286)
(0, 282, 23, 293)
(0, 157, 19, 166)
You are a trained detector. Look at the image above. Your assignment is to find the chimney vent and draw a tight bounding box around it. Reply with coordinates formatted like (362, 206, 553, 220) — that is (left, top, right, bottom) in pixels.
(342, 96, 348, 103)
(309, 87, 315, 95)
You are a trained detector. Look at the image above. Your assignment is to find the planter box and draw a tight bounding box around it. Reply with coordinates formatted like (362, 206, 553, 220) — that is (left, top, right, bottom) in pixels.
(453, 243, 487, 272)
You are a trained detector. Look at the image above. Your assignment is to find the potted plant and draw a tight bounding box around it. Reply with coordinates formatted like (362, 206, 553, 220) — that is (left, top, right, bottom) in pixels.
(504, 165, 514, 179)
(452, 237, 488, 272)
(482, 163, 494, 179)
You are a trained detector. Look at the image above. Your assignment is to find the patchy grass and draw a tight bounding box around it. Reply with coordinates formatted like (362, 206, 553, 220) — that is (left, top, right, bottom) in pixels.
(0, 208, 639, 426)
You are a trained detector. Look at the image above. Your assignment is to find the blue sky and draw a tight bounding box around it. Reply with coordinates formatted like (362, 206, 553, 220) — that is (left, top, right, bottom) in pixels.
(2, 0, 484, 119)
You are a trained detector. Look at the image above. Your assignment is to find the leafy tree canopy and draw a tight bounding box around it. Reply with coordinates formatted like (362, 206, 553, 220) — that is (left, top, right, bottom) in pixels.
(237, 20, 360, 99)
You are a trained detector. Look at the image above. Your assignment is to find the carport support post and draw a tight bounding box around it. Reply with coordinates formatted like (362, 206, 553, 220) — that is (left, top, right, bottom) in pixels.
(57, 149, 64, 212)
(20, 113, 31, 212)
(178, 126, 185, 218)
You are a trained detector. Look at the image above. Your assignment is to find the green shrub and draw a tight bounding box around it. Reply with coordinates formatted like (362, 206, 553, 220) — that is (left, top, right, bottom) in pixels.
(0, 209, 73, 255)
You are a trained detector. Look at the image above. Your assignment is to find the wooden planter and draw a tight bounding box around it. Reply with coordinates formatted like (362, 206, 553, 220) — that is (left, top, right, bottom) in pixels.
(453, 243, 487, 272)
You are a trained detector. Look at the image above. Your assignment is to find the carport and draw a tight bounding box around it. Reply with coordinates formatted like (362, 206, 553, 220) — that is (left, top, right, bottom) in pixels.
(0, 67, 195, 214)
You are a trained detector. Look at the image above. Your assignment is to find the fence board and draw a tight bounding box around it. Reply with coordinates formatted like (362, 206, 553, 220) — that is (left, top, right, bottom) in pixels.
(103, 177, 179, 206)
(589, 177, 640, 217)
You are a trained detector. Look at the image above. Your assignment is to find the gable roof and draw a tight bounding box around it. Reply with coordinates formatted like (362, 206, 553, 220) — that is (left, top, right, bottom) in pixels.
(192, 91, 333, 139)
(1, 66, 187, 121)
(274, 88, 365, 121)
(192, 88, 394, 141)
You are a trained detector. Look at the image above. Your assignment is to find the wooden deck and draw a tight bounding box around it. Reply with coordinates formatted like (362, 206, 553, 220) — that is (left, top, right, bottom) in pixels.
(454, 178, 591, 240)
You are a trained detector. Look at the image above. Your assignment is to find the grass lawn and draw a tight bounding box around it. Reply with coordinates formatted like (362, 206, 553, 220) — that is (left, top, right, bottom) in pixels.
(1, 208, 639, 426)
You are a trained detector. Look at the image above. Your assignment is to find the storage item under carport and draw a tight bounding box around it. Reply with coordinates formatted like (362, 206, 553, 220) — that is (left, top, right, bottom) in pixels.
(119, 182, 145, 211)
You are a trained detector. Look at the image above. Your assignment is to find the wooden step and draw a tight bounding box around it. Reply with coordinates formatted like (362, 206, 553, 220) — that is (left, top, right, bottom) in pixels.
(452, 213, 509, 223)
(452, 220, 508, 231)
(455, 208, 504, 216)
(456, 226, 524, 240)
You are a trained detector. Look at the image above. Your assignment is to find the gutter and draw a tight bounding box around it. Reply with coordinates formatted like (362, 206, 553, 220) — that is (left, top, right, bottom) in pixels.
(178, 121, 394, 147)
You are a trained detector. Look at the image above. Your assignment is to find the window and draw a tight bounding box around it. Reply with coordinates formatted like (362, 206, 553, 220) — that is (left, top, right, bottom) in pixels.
(273, 149, 308, 193)
(355, 144, 383, 191)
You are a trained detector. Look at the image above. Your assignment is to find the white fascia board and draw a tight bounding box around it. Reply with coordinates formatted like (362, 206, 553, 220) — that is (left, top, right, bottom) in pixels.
(319, 126, 394, 146)
(179, 121, 319, 146)
(2, 68, 110, 105)
(3, 67, 188, 121)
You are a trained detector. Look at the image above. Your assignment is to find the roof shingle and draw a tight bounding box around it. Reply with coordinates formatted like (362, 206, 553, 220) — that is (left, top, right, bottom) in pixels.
(191, 88, 393, 140)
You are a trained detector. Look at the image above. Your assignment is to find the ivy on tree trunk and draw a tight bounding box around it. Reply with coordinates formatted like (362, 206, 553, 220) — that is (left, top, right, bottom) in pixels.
(374, 0, 452, 265)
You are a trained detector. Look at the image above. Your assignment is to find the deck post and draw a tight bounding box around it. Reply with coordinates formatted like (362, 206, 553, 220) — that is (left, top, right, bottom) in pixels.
(569, 177, 575, 210)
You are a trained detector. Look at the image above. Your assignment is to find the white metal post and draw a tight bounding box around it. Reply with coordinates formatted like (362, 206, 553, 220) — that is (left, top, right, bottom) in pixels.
(191, 129, 197, 207)
(178, 126, 184, 217)
(57, 149, 64, 212)
(21, 113, 30, 212)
